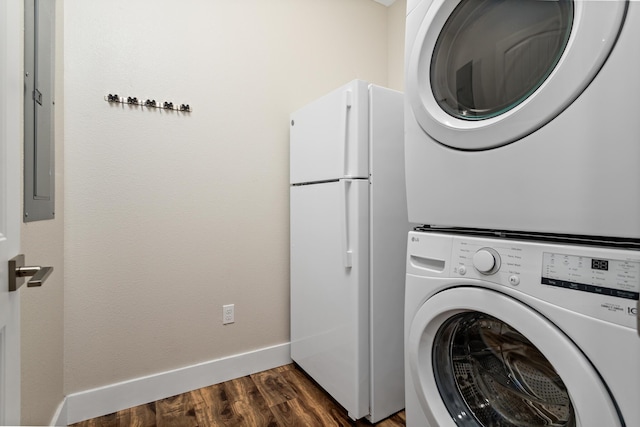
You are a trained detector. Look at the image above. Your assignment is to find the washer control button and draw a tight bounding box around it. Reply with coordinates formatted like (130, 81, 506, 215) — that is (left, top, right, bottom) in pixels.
(458, 265, 467, 276)
(473, 248, 501, 275)
(509, 275, 520, 286)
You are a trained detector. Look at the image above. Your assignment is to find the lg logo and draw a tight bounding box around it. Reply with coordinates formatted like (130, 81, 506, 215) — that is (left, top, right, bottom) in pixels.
(628, 306, 638, 316)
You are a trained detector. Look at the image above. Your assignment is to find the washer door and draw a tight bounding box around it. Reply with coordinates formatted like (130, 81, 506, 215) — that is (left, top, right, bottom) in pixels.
(407, 287, 622, 426)
(406, 0, 626, 150)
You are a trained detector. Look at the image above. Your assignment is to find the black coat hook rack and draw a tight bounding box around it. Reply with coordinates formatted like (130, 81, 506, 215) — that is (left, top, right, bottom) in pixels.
(105, 94, 192, 112)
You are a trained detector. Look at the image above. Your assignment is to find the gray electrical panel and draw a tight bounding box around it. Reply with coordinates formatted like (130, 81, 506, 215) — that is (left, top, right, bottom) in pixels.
(24, 0, 55, 222)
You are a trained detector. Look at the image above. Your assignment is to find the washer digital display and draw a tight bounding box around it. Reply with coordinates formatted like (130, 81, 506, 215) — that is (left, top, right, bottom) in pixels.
(542, 253, 640, 300)
(591, 259, 609, 271)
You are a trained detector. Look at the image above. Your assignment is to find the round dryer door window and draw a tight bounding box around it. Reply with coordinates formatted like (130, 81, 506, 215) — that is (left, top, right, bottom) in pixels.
(431, 1, 573, 121)
(406, 0, 626, 150)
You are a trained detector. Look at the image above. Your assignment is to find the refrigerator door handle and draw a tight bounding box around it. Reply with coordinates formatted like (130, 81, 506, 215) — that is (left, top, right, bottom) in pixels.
(342, 90, 353, 178)
(340, 179, 353, 268)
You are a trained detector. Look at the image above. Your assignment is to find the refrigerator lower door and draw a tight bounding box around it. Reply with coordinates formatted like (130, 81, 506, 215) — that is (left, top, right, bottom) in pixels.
(290, 179, 370, 420)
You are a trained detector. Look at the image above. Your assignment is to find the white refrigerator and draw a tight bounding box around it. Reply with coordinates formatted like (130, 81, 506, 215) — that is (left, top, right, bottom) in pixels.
(290, 80, 408, 422)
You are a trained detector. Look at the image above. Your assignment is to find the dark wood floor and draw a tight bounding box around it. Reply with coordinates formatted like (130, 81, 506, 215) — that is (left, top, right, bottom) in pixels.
(70, 364, 406, 427)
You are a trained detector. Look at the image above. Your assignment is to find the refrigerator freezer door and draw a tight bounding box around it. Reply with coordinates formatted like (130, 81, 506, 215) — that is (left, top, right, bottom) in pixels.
(290, 80, 369, 184)
(290, 179, 370, 420)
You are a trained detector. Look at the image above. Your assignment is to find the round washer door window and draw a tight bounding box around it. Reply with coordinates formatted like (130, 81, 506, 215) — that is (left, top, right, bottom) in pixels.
(406, 287, 623, 427)
(433, 312, 574, 426)
(406, 0, 626, 150)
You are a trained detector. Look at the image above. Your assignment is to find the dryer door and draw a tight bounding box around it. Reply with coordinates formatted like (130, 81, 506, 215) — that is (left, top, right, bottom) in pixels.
(407, 287, 622, 427)
(406, 0, 626, 150)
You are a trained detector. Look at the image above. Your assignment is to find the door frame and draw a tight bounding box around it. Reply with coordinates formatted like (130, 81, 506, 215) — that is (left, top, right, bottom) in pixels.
(0, 0, 23, 424)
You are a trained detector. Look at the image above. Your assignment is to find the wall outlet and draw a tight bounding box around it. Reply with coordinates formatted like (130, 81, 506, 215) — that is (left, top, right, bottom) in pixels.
(223, 304, 234, 325)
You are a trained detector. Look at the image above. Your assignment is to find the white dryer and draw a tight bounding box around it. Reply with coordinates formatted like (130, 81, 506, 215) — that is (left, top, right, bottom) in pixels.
(404, 0, 640, 239)
(405, 230, 640, 427)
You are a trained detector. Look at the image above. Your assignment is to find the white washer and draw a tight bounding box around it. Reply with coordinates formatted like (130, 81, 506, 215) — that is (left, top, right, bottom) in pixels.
(404, 0, 640, 239)
(405, 230, 640, 427)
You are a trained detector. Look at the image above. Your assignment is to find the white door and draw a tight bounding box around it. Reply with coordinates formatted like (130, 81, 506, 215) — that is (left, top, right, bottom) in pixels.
(290, 179, 369, 420)
(0, 0, 23, 424)
(407, 287, 622, 427)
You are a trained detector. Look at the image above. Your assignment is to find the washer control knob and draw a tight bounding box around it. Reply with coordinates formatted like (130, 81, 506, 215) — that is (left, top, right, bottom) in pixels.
(473, 248, 501, 275)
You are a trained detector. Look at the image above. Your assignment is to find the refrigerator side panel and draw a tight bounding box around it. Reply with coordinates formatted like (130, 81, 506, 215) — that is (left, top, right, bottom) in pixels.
(368, 86, 409, 422)
(290, 180, 370, 420)
(290, 80, 369, 184)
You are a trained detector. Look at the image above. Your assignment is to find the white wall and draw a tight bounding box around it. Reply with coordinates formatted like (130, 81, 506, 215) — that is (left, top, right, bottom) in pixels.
(388, 0, 406, 91)
(64, 0, 403, 397)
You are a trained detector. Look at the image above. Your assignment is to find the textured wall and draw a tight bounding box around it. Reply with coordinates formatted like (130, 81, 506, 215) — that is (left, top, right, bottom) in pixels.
(20, 0, 65, 424)
(64, 0, 394, 394)
(388, 0, 407, 91)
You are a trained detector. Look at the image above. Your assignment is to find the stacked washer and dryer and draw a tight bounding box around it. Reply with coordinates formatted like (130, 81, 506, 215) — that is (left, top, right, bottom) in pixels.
(403, 0, 640, 426)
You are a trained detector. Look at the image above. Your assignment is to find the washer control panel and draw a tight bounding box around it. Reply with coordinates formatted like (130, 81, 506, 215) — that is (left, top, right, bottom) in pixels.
(452, 239, 523, 280)
(444, 235, 640, 329)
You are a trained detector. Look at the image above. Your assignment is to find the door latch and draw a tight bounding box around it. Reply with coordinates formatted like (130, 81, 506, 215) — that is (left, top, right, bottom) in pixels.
(8, 254, 53, 292)
(33, 88, 43, 105)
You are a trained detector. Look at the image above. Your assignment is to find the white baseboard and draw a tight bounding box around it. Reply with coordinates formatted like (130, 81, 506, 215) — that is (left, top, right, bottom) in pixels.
(64, 342, 292, 425)
(50, 398, 68, 426)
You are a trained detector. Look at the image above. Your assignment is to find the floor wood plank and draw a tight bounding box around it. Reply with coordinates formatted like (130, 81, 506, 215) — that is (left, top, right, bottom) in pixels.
(227, 398, 279, 427)
(269, 399, 340, 427)
(224, 375, 279, 427)
(250, 369, 297, 407)
(368, 411, 406, 427)
(191, 383, 234, 426)
(156, 393, 198, 427)
(69, 364, 406, 427)
(116, 403, 157, 427)
(271, 364, 294, 374)
(73, 413, 117, 427)
(274, 368, 353, 426)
